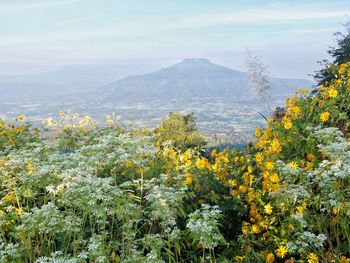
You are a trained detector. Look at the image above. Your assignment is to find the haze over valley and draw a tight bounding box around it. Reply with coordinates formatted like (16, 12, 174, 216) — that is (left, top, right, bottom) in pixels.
(1, 58, 313, 142)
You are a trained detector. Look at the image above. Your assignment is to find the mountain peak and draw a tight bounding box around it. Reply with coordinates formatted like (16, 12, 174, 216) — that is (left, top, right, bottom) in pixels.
(181, 58, 211, 64)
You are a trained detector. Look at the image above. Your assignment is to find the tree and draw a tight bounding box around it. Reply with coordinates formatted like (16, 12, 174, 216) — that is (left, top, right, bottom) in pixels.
(314, 21, 350, 84)
(155, 112, 206, 149)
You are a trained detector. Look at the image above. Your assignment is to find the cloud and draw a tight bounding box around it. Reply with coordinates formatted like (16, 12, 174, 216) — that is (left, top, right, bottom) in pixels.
(164, 9, 349, 30)
(0, 3, 348, 49)
(0, 0, 82, 13)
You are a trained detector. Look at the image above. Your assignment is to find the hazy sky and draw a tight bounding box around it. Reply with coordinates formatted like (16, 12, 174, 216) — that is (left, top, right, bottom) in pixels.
(0, 0, 349, 78)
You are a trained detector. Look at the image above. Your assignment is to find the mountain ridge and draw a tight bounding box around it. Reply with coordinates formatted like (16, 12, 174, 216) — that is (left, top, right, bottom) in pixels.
(93, 58, 313, 104)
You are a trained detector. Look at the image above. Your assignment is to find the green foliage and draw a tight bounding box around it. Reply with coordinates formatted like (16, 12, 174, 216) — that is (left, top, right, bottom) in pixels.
(314, 22, 350, 85)
(155, 112, 206, 150)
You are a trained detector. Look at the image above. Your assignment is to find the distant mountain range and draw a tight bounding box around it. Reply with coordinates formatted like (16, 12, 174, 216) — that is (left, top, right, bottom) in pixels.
(0, 59, 315, 138)
(93, 59, 313, 104)
(0, 63, 161, 103)
(0, 58, 313, 105)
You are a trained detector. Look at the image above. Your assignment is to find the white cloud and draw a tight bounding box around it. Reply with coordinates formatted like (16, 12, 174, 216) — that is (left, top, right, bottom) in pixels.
(164, 9, 349, 29)
(0, 0, 82, 13)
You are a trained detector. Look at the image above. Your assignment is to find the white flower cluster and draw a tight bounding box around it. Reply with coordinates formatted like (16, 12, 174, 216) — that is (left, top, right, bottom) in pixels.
(187, 204, 226, 249)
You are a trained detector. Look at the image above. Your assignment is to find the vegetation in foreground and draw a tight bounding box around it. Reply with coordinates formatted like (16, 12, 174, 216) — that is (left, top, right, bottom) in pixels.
(1, 28, 350, 263)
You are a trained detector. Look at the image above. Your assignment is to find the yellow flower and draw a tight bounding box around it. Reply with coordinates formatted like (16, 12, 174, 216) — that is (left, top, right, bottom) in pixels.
(255, 127, 261, 137)
(15, 208, 27, 216)
(264, 203, 273, 215)
(328, 88, 338, 98)
(242, 222, 250, 235)
(275, 245, 288, 258)
(288, 161, 298, 170)
(255, 153, 264, 164)
(307, 153, 315, 161)
(196, 158, 210, 170)
(306, 162, 313, 171)
(247, 165, 253, 173)
(265, 162, 274, 171)
(307, 253, 319, 263)
(269, 138, 281, 153)
(184, 173, 193, 185)
(15, 114, 26, 121)
(4, 193, 16, 202)
(234, 255, 246, 262)
(340, 256, 350, 263)
(292, 106, 301, 118)
(296, 205, 304, 215)
(229, 179, 238, 187)
(252, 224, 260, 234)
(320, 111, 330, 122)
(285, 258, 295, 263)
(0, 210, 5, 215)
(266, 252, 275, 263)
(282, 116, 292, 130)
(238, 185, 247, 193)
(105, 115, 114, 124)
(231, 189, 239, 197)
(332, 207, 340, 215)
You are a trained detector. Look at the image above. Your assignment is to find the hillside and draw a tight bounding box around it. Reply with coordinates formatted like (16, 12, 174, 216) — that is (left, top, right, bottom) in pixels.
(95, 59, 313, 103)
(0, 63, 161, 103)
(0, 62, 349, 263)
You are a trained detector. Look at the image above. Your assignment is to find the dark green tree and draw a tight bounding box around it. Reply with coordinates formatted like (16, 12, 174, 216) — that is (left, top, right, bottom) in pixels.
(314, 21, 350, 84)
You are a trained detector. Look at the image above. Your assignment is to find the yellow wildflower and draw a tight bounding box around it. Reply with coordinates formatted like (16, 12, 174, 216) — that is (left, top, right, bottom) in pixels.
(229, 179, 238, 187)
(196, 158, 210, 170)
(328, 88, 338, 98)
(252, 224, 260, 234)
(266, 252, 275, 263)
(234, 255, 246, 262)
(320, 111, 330, 122)
(306, 162, 313, 171)
(15, 114, 26, 121)
(285, 258, 295, 263)
(292, 106, 301, 118)
(296, 205, 304, 215)
(0, 210, 5, 215)
(307, 153, 315, 161)
(4, 194, 16, 202)
(265, 162, 274, 171)
(282, 116, 292, 130)
(340, 256, 350, 263)
(242, 221, 250, 235)
(307, 253, 319, 263)
(247, 165, 253, 173)
(288, 161, 298, 170)
(264, 203, 273, 215)
(238, 185, 247, 193)
(255, 153, 263, 164)
(105, 115, 114, 124)
(275, 245, 288, 258)
(270, 138, 281, 153)
(270, 173, 280, 183)
(15, 208, 27, 216)
(231, 189, 239, 197)
(184, 173, 193, 185)
(255, 127, 261, 137)
(332, 207, 339, 215)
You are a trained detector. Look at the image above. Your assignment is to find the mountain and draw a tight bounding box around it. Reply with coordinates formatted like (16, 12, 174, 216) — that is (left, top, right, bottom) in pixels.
(94, 59, 313, 104)
(0, 63, 161, 103)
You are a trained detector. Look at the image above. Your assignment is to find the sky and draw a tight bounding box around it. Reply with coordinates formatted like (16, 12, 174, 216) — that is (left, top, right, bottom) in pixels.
(0, 0, 349, 78)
